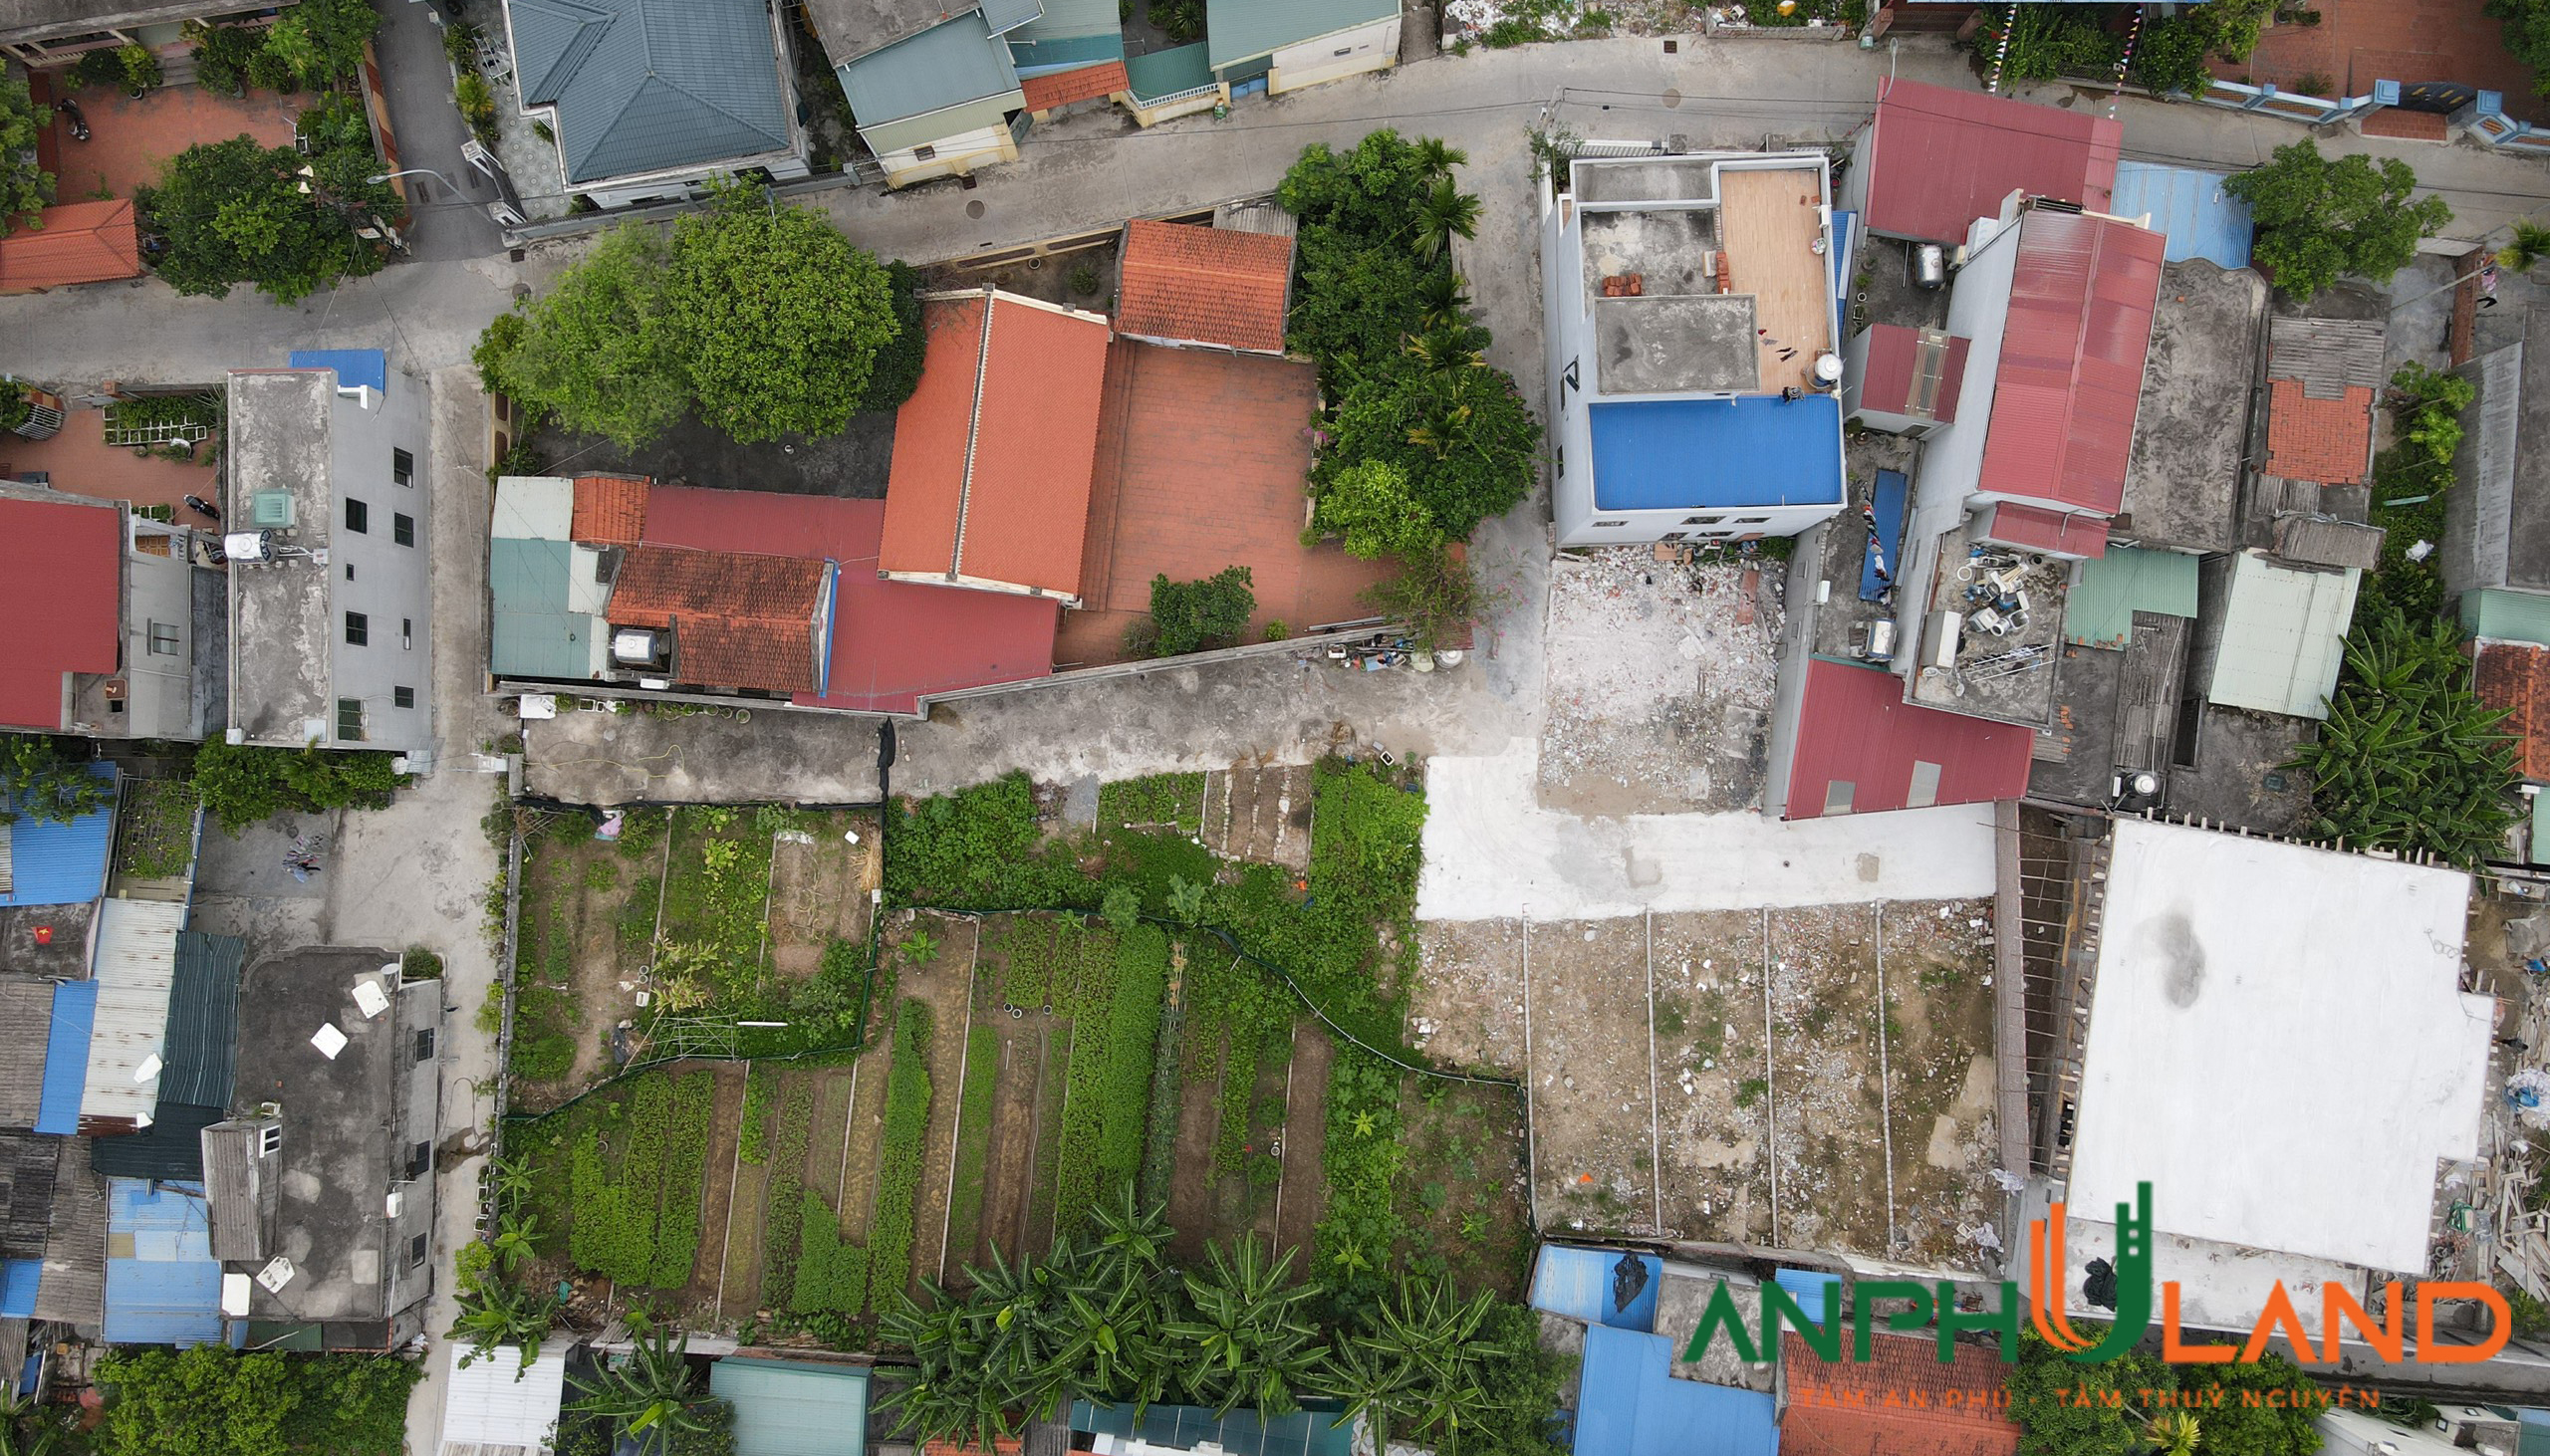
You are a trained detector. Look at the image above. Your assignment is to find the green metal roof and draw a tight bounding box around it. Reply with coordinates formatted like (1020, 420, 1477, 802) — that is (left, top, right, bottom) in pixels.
(855, 94, 1020, 155)
(1014, 0, 1115, 42)
(1011, 30, 1125, 71)
(490, 538, 597, 680)
(1126, 41, 1212, 99)
(2531, 791, 2550, 867)
(837, 13, 1020, 128)
(512, 0, 796, 185)
(2064, 547, 2199, 649)
(1071, 1399, 1354, 1456)
(2464, 588, 2550, 649)
(709, 1357, 869, 1456)
(2205, 555, 2360, 720)
(159, 931, 242, 1108)
(1205, 0, 1397, 70)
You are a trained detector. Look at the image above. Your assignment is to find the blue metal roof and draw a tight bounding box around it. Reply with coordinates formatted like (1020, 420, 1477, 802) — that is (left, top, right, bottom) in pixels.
(1589, 395, 1845, 512)
(0, 1258, 38, 1318)
(286, 349, 388, 395)
(1530, 1245, 1661, 1332)
(36, 980, 97, 1134)
(1862, 468, 1907, 602)
(103, 1178, 223, 1346)
(3, 762, 116, 907)
(2107, 162, 2253, 269)
(1574, 1325, 1778, 1456)
(1773, 1268, 1840, 1328)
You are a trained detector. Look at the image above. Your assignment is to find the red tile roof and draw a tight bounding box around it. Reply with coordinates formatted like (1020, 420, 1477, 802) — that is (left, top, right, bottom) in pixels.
(640, 486, 1055, 713)
(570, 473, 650, 545)
(0, 494, 123, 730)
(1976, 210, 2165, 517)
(607, 544, 831, 693)
(1862, 78, 2122, 245)
(1020, 61, 1129, 112)
(1979, 501, 2108, 559)
(881, 291, 1111, 602)
(1781, 1331, 2021, 1456)
(0, 200, 142, 294)
(2264, 378, 2375, 486)
(1856, 323, 1968, 424)
(2474, 640, 2550, 783)
(1116, 219, 1295, 354)
(1783, 657, 2036, 820)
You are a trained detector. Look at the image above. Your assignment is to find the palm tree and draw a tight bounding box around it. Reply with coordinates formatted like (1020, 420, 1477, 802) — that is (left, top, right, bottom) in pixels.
(1410, 136, 1467, 181)
(1166, 1236, 1328, 1417)
(2500, 218, 2550, 273)
(1413, 179, 1482, 264)
(449, 1276, 553, 1374)
(567, 1318, 714, 1456)
(1402, 326, 1485, 376)
(1414, 270, 1471, 333)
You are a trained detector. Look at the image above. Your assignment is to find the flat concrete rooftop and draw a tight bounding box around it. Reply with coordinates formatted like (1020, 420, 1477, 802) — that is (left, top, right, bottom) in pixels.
(224, 370, 335, 748)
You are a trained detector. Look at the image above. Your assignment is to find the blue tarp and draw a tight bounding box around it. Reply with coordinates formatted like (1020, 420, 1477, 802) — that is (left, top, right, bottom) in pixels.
(1774, 1268, 1841, 1328)
(103, 1178, 224, 1346)
(1589, 395, 1845, 512)
(0, 1259, 39, 1318)
(1529, 1245, 1661, 1333)
(1861, 468, 1908, 603)
(1574, 1325, 1778, 1456)
(287, 349, 388, 395)
(35, 980, 97, 1134)
(2108, 161, 2253, 269)
(2, 762, 116, 906)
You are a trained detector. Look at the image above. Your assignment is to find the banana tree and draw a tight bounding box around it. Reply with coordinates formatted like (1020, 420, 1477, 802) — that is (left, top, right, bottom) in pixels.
(567, 1318, 715, 1456)
(1165, 1236, 1327, 1417)
(449, 1276, 553, 1375)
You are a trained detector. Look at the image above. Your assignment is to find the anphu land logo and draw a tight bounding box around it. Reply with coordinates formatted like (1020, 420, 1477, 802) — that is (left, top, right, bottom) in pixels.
(1682, 1183, 2512, 1366)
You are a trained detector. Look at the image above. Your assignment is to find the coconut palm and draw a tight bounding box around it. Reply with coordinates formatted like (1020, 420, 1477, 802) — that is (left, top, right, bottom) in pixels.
(1166, 1236, 1328, 1417)
(2499, 218, 2550, 273)
(567, 1317, 715, 1456)
(1413, 179, 1482, 263)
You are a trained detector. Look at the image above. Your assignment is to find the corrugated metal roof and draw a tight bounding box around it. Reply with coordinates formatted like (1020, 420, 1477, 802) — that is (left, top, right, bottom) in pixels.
(513, 0, 796, 184)
(981, 0, 1041, 32)
(1858, 324, 1968, 424)
(491, 538, 599, 679)
(1774, 1267, 1840, 1325)
(2106, 161, 2252, 269)
(2465, 589, 2550, 649)
(33, 1148, 103, 1325)
(0, 977, 52, 1128)
(2266, 316, 2386, 398)
(2271, 514, 2385, 572)
(711, 1357, 872, 1456)
(492, 475, 575, 543)
(837, 13, 1019, 128)
(1980, 502, 2108, 558)
(103, 1177, 222, 1346)
(1124, 41, 1211, 100)
(35, 982, 96, 1135)
(0, 1260, 35, 1319)
(159, 933, 242, 1109)
(89, 1101, 221, 1182)
(1575, 1324, 1778, 1456)
(1204, 0, 1397, 69)
(2065, 546, 2199, 649)
(1862, 77, 2122, 245)
(1783, 658, 2033, 819)
(200, 1121, 267, 1264)
(1977, 210, 2166, 517)
(855, 93, 1020, 156)
(82, 898, 185, 1129)
(1069, 1399, 1351, 1456)
(0, 1132, 57, 1260)
(1010, 30, 1123, 73)
(2206, 555, 2360, 719)
(2531, 791, 2550, 866)
(1529, 1245, 1662, 1332)
(440, 1341, 568, 1455)
(1588, 395, 1846, 512)
(286, 350, 388, 395)
(0, 764, 116, 906)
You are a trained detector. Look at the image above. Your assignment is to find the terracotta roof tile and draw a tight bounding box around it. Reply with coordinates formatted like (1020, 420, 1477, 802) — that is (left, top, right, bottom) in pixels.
(607, 544, 830, 692)
(880, 291, 1110, 601)
(0, 201, 141, 294)
(1021, 61, 1128, 112)
(0, 495, 122, 731)
(1780, 1331, 2021, 1456)
(2263, 379, 2375, 486)
(1116, 218, 1294, 354)
(2474, 640, 2550, 783)
(571, 473, 650, 544)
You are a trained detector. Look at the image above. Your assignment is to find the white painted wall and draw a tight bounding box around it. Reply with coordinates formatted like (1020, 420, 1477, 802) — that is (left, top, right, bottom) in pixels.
(874, 122, 1020, 187)
(324, 374, 434, 754)
(1269, 17, 1398, 93)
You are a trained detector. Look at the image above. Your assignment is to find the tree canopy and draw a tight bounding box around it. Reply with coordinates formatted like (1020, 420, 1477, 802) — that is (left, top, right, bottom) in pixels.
(2489, 0, 2550, 96)
(190, 740, 403, 833)
(2222, 140, 2452, 299)
(0, 78, 55, 234)
(94, 1346, 418, 1456)
(138, 131, 398, 303)
(478, 224, 687, 448)
(0, 735, 111, 825)
(2007, 1330, 2323, 1456)
(262, 0, 378, 86)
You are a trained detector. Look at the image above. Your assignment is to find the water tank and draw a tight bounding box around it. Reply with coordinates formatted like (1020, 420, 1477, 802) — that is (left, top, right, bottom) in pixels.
(223, 530, 273, 562)
(1813, 353, 1844, 384)
(1912, 242, 1947, 288)
(611, 628, 658, 664)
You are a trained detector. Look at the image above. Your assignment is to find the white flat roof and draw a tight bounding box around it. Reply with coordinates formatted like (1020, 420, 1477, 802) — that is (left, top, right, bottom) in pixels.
(2068, 818, 2488, 1272)
(440, 1342, 567, 1456)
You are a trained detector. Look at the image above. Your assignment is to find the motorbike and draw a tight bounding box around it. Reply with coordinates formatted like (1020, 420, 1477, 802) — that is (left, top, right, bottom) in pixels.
(183, 493, 219, 521)
(56, 97, 88, 141)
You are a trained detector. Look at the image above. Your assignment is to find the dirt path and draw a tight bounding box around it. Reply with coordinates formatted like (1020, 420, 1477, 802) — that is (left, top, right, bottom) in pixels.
(1026, 1014, 1074, 1253)
(1214, 761, 1316, 869)
(803, 1068, 855, 1222)
(1166, 1046, 1222, 1265)
(901, 918, 979, 1295)
(1272, 1021, 1332, 1260)
(682, 1062, 749, 1321)
(974, 1008, 1051, 1267)
(838, 1048, 888, 1244)
(717, 1138, 772, 1320)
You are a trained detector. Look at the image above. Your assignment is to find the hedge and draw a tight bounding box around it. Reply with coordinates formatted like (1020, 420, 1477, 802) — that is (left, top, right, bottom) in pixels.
(865, 998, 935, 1314)
(1097, 926, 1169, 1193)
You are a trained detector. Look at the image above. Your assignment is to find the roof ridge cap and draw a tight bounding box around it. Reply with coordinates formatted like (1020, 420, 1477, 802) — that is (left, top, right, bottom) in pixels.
(949, 288, 998, 580)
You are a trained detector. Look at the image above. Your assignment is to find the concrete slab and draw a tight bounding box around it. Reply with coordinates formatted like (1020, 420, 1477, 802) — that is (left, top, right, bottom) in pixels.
(2120, 260, 2265, 555)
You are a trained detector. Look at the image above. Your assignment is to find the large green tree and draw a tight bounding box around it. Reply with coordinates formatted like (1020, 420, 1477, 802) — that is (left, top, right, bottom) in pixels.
(662, 191, 899, 442)
(2289, 607, 2519, 866)
(2223, 140, 2453, 299)
(0, 78, 55, 233)
(94, 1346, 418, 1456)
(476, 223, 687, 448)
(0, 735, 111, 824)
(138, 133, 396, 303)
(2489, 0, 2550, 95)
(263, 0, 378, 86)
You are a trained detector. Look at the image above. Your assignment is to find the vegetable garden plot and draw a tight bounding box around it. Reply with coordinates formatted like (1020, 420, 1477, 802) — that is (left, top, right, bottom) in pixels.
(510, 810, 666, 1106)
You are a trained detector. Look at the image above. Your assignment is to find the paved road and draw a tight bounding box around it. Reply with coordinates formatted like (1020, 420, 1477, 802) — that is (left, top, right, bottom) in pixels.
(374, 0, 507, 262)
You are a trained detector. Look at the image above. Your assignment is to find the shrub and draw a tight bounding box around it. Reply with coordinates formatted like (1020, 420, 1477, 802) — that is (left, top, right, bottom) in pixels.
(185, 22, 264, 96)
(1312, 457, 1439, 562)
(191, 740, 401, 833)
(454, 72, 497, 142)
(1, 735, 113, 825)
(792, 1190, 869, 1314)
(73, 46, 128, 90)
(264, 0, 378, 86)
(120, 44, 163, 92)
(859, 261, 927, 414)
(865, 998, 935, 1314)
(1147, 567, 1255, 656)
(1360, 545, 1478, 651)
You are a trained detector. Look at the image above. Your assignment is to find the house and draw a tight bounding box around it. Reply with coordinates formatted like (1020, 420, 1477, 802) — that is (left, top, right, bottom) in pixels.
(1770, 655, 2035, 820)
(502, 0, 810, 210)
(1540, 151, 1849, 547)
(1203, 0, 1399, 99)
(0, 482, 213, 742)
(2251, 316, 2387, 573)
(0, 0, 294, 66)
(1525, 1246, 1785, 1456)
(2192, 550, 2359, 720)
(2447, 305, 2550, 603)
(2475, 640, 2550, 784)
(882, 289, 1113, 603)
(1838, 77, 2122, 246)
(90, 931, 242, 1185)
(1011, 0, 1128, 121)
(0, 201, 143, 294)
(2017, 816, 2489, 1336)
(608, 546, 838, 695)
(1114, 219, 1294, 355)
(202, 947, 439, 1350)
(808, 0, 1033, 188)
(103, 1176, 222, 1345)
(224, 351, 433, 757)
(1779, 1330, 2017, 1456)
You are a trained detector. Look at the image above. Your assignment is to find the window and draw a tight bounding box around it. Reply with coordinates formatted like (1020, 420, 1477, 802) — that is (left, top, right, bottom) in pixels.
(1555, 447, 1564, 477)
(260, 1124, 283, 1155)
(413, 1030, 435, 1063)
(406, 1141, 430, 1177)
(146, 620, 179, 656)
(1332, 44, 1354, 55)
(1680, 515, 1726, 527)
(393, 685, 415, 709)
(911, 143, 937, 161)
(392, 512, 414, 547)
(1734, 516, 1771, 525)
(408, 1233, 428, 1266)
(1822, 781, 1855, 816)
(336, 697, 365, 742)
(345, 564, 355, 582)
(392, 448, 413, 487)
(401, 617, 414, 649)
(345, 611, 369, 645)
(1591, 519, 1627, 529)
(346, 498, 369, 534)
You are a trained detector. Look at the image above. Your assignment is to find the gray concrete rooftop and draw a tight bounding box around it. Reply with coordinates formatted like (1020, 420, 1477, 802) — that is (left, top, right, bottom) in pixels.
(225, 370, 336, 749)
(2118, 261, 2264, 555)
(1581, 207, 1715, 317)
(1595, 294, 1759, 395)
(801, 0, 970, 62)
(1573, 157, 1716, 206)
